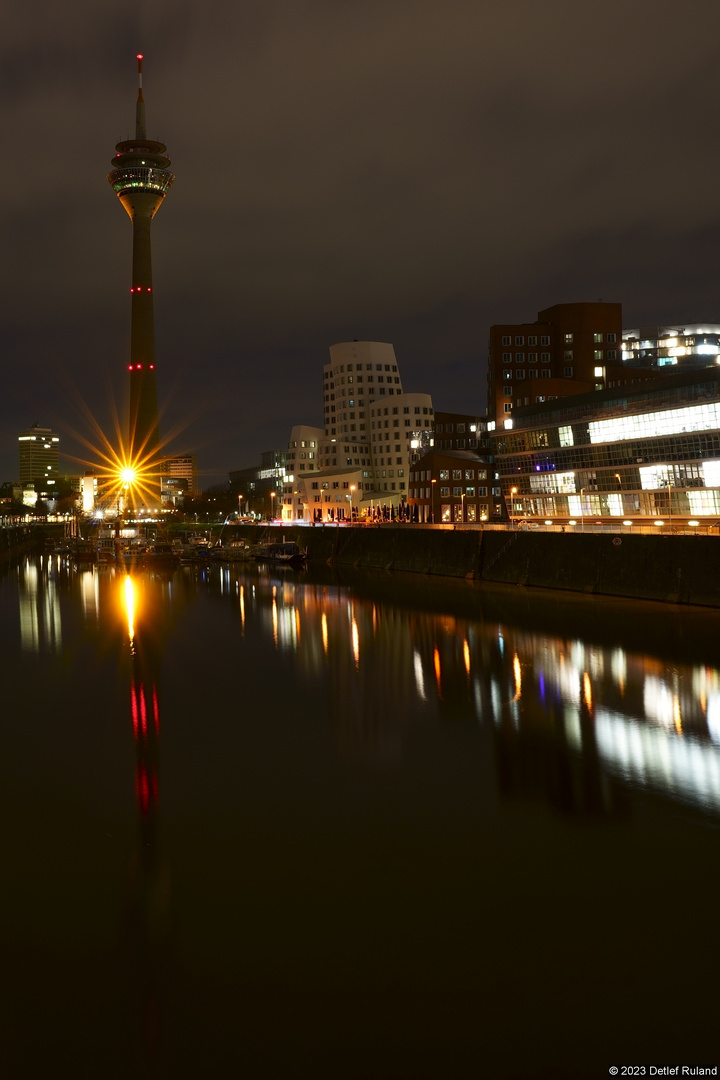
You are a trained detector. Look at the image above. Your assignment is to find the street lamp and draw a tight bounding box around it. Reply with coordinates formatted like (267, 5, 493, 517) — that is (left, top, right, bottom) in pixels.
(510, 487, 517, 528)
(270, 490, 276, 521)
(349, 484, 356, 524)
(431, 478, 437, 524)
(580, 487, 585, 532)
(460, 491, 465, 524)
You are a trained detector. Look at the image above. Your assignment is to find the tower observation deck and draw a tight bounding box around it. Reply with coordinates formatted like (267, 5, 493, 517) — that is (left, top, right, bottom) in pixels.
(107, 55, 175, 486)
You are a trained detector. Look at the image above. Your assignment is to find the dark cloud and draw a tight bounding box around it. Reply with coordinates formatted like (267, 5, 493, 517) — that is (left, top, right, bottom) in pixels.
(3, 0, 720, 483)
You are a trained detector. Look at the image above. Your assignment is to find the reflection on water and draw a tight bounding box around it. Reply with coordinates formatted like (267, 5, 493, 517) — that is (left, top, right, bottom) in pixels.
(17, 556, 62, 651)
(3, 554, 719, 1077)
(17, 554, 720, 817)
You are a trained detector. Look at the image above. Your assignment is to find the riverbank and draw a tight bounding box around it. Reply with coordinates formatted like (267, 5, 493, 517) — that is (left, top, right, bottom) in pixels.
(232, 523, 720, 608)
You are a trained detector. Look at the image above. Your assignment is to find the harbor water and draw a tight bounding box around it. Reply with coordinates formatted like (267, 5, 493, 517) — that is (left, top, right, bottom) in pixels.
(1, 553, 718, 1079)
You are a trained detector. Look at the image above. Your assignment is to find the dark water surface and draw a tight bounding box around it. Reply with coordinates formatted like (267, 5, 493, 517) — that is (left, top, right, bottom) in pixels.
(1, 554, 718, 1080)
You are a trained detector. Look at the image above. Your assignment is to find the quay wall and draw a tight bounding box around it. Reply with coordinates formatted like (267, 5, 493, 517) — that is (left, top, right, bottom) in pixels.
(239, 525, 720, 608)
(0, 525, 37, 561)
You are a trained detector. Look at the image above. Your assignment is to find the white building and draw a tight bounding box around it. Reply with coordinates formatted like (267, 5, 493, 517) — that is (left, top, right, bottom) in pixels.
(282, 343, 434, 521)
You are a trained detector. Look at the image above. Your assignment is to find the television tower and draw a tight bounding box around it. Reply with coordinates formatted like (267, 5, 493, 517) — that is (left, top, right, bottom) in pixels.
(107, 55, 175, 479)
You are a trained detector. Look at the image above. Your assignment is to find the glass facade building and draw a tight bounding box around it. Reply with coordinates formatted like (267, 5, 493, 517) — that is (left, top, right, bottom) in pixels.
(492, 367, 720, 523)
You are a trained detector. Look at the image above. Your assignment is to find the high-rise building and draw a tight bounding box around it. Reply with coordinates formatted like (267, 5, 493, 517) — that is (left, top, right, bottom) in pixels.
(487, 302, 629, 426)
(107, 55, 174, 480)
(162, 454, 198, 497)
(281, 342, 434, 521)
(18, 425, 59, 484)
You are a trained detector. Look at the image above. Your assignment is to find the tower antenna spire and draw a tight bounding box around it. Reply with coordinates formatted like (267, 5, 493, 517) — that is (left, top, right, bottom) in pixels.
(108, 54, 175, 498)
(135, 53, 145, 140)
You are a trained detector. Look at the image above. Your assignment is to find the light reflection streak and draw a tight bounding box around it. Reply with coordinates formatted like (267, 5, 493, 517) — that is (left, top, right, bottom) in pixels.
(351, 618, 359, 669)
(596, 709, 720, 812)
(583, 672, 593, 713)
(413, 650, 427, 702)
(124, 574, 136, 647)
(321, 612, 328, 654)
(512, 654, 522, 702)
(463, 639, 471, 675)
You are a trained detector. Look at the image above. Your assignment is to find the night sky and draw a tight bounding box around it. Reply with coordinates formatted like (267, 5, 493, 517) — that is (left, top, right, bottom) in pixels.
(4, 0, 720, 487)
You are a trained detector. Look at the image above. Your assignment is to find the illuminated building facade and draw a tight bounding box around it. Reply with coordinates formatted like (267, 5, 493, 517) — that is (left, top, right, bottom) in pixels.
(281, 342, 434, 521)
(107, 55, 174, 483)
(622, 323, 720, 370)
(493, 366, 720, 523)
(160, 455, 198, 505)
(487, 302, 639, 426)
(409, 450, 493, 524)
(408, 412, 494, 523)
(18, 425, 59, 485)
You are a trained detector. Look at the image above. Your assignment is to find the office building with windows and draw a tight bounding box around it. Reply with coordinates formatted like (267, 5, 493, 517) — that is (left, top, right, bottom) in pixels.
(622, 324, 720, 370)
(18, 425, 60, 485)
(487, 302, 643, 426)
(492, 365, 720, 524)
(408, 412, 495, 523)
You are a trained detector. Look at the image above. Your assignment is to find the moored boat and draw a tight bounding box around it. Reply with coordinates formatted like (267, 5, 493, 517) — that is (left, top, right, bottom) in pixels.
(253, 541, 306, 566)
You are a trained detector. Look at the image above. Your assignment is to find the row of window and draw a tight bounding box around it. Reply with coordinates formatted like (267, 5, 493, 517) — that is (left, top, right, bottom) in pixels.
(501, 335, 551, 346)
(371, 405, 431, 417)
(334, 375, 401, 385)
(434, 422, 480, 433)
(325, 363, 398, 376)
(502, 353, 551, 363)
(500, 333, 617, 348)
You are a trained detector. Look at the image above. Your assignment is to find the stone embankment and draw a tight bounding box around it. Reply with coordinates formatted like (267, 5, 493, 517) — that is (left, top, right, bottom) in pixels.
(0, 525, 36, 561)
(238, 524, 720, 608)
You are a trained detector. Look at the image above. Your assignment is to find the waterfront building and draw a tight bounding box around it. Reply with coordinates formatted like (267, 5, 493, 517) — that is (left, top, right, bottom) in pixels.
(107, 55, 174, 494)
(492, 365, 720, 524)
(622, 323, 720, 370)
(409, 449, 494, 524)
(487, 302, 646, 426)
(279, 343, 434, 521)
(408, 412, 495, 523)
(18, 425, 60, 486)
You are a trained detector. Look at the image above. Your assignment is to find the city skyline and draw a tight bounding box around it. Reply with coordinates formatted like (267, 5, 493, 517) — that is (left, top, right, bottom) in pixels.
(3, 0, 720, 486)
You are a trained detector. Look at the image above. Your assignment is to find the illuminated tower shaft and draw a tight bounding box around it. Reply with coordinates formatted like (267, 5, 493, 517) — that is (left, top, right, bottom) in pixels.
(107, 56, 175, 466)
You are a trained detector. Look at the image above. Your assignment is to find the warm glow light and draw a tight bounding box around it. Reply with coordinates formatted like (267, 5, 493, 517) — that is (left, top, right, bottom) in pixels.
(623, 520, 633, 526)
(654, 520, 665, 526)
(688, 520, 700, 527)
(351, 618, 359, 668)
(512, 654, 522, 701)
(123, 575, 136, 644)
(583, 672, 593, 712)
